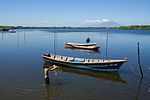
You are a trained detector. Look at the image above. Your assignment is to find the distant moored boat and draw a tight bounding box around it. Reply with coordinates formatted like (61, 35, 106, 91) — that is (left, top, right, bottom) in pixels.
(64, 42, 99, 50)
(9, 30, 16, 33)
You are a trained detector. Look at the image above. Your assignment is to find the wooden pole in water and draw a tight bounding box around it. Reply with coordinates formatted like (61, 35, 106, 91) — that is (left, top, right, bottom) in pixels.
(24, 30, 26, 44)
(135, 42, 143, 99)
(137, 42, 143, 77)
(105, 27, 108, 60)
(54, 32, 56, 55)
(2, 31, 4, 40)
(136, 75, 143, 100)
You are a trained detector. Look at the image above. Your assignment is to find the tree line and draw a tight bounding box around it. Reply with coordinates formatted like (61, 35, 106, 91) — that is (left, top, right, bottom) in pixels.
(1, 25, 150, 30)
(114, 25, 150, 30)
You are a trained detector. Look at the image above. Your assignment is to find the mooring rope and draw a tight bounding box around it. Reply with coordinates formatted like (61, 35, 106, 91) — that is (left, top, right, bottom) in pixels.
(127, 62, 141, 77)
(127, 62, 150, 89)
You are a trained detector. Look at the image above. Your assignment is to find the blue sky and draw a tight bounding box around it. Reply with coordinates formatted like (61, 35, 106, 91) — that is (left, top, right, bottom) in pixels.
(0, 0, 150, 26)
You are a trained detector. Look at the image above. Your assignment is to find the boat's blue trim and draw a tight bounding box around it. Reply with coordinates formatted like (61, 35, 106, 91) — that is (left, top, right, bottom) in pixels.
(69, 59, 84, 62)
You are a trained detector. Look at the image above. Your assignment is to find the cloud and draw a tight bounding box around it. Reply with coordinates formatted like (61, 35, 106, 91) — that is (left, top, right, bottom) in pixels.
(82, 18, 120, 27)
(83, 18, 110, 24)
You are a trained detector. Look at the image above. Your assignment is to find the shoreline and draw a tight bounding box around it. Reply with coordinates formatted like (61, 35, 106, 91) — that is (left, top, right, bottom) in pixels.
(0, 25, 150, 30)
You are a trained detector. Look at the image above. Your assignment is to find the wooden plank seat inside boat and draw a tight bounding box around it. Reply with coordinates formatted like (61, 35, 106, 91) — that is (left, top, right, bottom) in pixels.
(44, 54, 74, 62)
(44, 54, 86, 62)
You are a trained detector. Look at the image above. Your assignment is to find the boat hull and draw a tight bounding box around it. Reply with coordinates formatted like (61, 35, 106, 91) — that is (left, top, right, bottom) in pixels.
(42, 55, 126, 71)
(65, 42, 96, 46)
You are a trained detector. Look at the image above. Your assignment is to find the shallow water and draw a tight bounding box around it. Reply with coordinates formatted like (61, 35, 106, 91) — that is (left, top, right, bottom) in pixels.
(0, 29, 150, 100)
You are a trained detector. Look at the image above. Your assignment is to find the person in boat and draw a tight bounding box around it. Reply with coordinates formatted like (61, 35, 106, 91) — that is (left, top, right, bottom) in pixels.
(86, 37, 90, 43)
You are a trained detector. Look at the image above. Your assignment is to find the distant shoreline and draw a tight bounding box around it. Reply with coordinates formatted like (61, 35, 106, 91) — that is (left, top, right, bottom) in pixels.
(0, 25, 150, 30)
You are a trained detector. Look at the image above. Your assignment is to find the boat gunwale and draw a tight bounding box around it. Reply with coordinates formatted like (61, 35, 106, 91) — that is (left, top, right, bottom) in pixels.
(42, 54, 127, 65)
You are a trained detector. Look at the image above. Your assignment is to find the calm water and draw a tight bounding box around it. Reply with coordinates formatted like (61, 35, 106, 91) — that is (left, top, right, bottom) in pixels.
(0, 29, 150, 100)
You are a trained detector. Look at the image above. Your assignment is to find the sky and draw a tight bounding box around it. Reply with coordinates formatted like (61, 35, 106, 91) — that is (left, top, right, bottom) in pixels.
(0, 0, 150, 27)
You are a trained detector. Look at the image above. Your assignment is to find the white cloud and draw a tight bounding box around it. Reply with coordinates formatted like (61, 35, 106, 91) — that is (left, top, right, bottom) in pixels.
(101, 19, 110, 22)
(83, 18, 111, 24)
(81, 18, 120, 27)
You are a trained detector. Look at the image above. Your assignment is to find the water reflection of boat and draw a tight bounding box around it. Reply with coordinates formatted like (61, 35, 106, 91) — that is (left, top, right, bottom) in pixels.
(43, 61, 126, 83)
(64, 45, 100, 53)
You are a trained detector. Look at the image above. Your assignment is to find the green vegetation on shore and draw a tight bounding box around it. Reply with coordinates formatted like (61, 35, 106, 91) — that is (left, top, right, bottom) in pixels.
(1, 25, 150, 30)
(0, 26, 107, 30)
(114, 25, 150, 30)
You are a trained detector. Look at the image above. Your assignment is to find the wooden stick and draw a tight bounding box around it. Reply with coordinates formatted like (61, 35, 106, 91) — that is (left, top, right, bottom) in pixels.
(137, 42, 143, 77)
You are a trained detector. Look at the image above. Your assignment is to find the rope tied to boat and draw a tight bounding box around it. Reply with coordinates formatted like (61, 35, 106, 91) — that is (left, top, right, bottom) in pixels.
(127, 62, 150, 89)
(127, 62, 140, 77)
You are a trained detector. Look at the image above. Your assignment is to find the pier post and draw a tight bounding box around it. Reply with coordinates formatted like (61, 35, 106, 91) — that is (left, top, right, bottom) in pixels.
(105, 27, 109, 60)
(137, 42, 143, 77)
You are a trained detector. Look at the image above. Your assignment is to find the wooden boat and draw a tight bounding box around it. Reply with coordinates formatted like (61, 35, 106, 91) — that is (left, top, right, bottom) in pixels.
(2, 28, 9, 32)
(42, 54, 127, 71)
(9, 30, 16, 33)
(65, 42, 99, 50)
(65, 42, 96, 46)
(43, 61, 126, 83)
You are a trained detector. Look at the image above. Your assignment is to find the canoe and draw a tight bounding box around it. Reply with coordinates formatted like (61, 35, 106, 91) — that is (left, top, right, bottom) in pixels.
(9, 30, 16, 33)
(65, 42, 99, 50)
(42, 54, 127, 71)
(65, 42, 96, 46)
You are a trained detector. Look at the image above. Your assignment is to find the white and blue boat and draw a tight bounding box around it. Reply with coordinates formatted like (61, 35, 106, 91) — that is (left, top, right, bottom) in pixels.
(42, 54, 127, 71)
